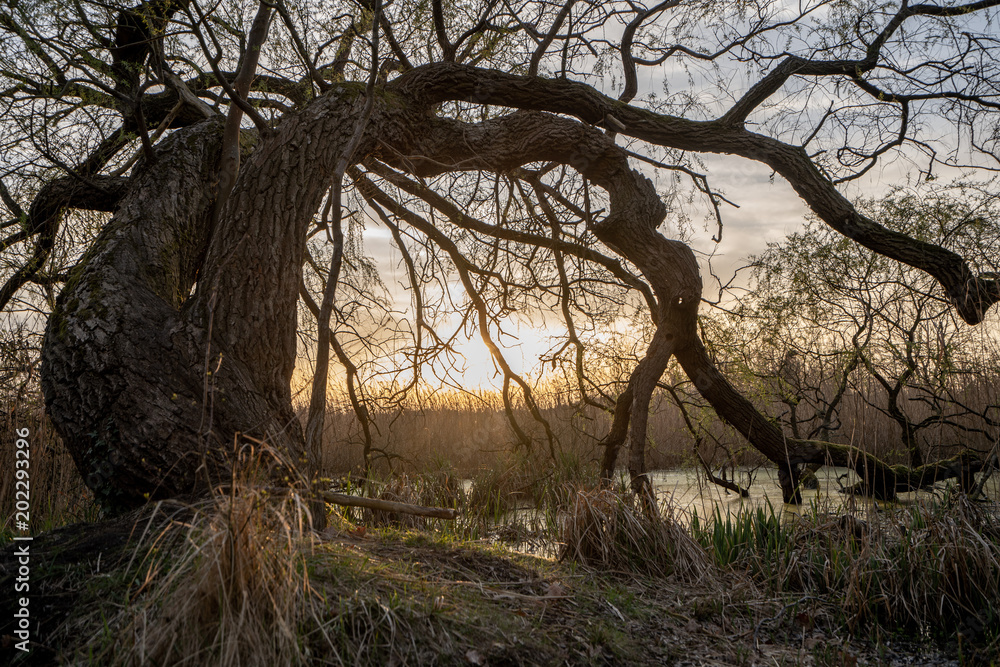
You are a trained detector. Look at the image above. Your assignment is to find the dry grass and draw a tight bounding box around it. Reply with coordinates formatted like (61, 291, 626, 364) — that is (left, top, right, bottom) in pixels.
(5, 471, 997, 664)
(314, 370, 999, 480)
(691, 494, 1000, 653)
(790, 496, 1000, 640)
(111, 486, 320, 666)
(0, 392, 95, 534)
(559, 487, 713, 583)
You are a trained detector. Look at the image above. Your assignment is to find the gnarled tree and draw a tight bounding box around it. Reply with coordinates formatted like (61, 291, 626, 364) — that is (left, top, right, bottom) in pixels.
(2, 0, 999, 509)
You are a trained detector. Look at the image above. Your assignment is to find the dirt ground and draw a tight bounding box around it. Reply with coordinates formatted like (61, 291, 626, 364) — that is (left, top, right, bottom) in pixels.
(0, 504, 991, 666)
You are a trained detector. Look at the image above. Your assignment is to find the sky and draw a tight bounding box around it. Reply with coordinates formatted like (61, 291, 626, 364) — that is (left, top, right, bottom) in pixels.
(381, 0, 1000, 391)
(351, 151, 815, 389)
(347, 110, 986, 392)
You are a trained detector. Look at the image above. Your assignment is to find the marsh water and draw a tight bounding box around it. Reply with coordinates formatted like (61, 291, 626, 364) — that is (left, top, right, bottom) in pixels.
(481, 465, 1000, 557)
(647, 465, 1000, 523)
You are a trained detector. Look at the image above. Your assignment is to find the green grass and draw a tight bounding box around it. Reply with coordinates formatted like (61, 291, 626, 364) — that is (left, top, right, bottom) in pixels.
(690, 493, 1000, 650)
(4, 395, 999, 664)
(6, 477, 998, 665)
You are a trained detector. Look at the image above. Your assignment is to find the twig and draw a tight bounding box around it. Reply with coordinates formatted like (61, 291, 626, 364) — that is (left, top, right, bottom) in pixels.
(696, 448, 750, 498)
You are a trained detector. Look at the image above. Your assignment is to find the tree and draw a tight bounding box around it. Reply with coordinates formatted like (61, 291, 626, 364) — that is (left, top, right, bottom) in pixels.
(2, 0, 999, 509)
(713, 187, 1000, 494)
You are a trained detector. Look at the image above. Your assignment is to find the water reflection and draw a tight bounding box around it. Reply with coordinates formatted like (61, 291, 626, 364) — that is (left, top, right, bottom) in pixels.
(462, 465, 999, 557)
(648, 465, 1000, 525)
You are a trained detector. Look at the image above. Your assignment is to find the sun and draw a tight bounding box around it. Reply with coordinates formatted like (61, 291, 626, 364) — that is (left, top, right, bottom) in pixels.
(444, 322, 566, 390)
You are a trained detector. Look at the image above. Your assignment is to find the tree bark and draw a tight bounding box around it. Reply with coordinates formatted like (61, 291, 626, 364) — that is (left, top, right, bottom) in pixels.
(42, 118, 243, 508)
(40, 79, 391, 509)
(600, 386, 633, 482)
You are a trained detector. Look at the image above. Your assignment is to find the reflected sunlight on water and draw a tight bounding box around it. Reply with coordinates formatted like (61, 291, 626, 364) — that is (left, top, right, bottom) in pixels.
(461, 465, 1000, 557)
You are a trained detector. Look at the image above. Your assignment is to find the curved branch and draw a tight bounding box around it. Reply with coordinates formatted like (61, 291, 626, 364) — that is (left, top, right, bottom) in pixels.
(353, 169, 558, 455)
(528, 0, 576, 78)
(721, 0, 1000, 125)
(391, 63, 1000, 325)
(364, 159, 659, 317)
(618, 0, 679, 104)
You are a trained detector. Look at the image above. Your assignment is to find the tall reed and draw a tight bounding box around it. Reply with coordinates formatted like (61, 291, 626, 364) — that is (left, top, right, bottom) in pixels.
(690, 495, 1000, 643)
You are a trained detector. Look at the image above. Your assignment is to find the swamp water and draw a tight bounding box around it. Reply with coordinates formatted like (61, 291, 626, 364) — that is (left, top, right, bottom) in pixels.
(650, 465, 997, 522)
(470, 465, 1000, 557)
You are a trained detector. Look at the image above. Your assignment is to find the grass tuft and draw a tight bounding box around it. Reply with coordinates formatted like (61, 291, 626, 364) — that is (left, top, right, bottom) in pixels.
(559, 487, 712, 582)
(690, 494, 1000, 649)
(115, 486, 319, 666)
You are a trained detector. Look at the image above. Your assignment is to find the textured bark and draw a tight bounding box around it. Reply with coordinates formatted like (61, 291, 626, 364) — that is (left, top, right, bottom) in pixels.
(0, 176, 129, 310)
(41, 116, 311, 507)
(43, 118, 229, 507)
(40, 81, 382, 508)
(189, 85, 373, 424)
(395, 63, 1000, 325)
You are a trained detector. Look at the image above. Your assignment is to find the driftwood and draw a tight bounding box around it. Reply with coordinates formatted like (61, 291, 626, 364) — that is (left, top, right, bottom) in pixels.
(319, 490, 460, 520)
(695, 449, 750, 498)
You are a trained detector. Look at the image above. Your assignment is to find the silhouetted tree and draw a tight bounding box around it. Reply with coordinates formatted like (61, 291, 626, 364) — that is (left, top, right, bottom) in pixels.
(2, 0, 999, 507)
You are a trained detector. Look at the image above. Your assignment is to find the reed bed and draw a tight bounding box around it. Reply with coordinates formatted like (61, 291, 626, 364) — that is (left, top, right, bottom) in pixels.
(0, 391, 95, 534)
(689, 495, 1000, 648)
(314, 369, 999, 479)
(6, 367, 997, 534)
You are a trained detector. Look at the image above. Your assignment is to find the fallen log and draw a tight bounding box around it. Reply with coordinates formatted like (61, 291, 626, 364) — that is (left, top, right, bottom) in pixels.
(319, 490, 460, 520)
(789, 443, 990, 501)
(695, 449, 750, 498)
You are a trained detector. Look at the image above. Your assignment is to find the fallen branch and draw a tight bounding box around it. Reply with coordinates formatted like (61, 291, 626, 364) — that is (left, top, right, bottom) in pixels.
(695, 449, 750, 498)
(319, 490, 460, 520)
(795, 445, 988, 500)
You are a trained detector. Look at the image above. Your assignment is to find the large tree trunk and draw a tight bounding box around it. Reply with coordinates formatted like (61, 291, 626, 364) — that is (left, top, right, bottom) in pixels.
(40, 118, 309, 508)
(37, 62, 994, 511)
(40, 82, 376, 509)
